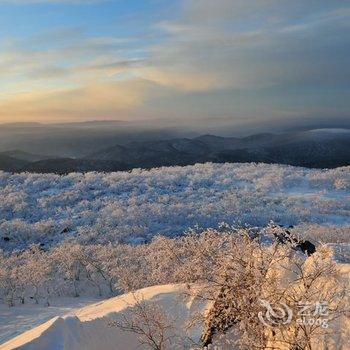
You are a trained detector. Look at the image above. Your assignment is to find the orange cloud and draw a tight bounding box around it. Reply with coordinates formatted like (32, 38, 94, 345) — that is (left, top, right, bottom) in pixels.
(0, 79, 151, 123)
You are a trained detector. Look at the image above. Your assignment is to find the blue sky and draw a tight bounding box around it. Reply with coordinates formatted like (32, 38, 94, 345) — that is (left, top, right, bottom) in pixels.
(0, 0, 349, 130)
(0, 1, 176, 36)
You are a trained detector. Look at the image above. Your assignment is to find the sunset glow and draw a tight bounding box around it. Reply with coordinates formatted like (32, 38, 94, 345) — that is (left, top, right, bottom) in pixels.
(0, 0, 349, 126)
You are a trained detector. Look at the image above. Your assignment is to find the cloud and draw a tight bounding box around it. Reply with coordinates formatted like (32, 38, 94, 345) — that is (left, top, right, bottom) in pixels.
(140, 0, 350, 92)
(1, 0, 349, 126)
(0, 23, 159, 123)
(0, 27, 146, 89)
(0, 78, 155, 122)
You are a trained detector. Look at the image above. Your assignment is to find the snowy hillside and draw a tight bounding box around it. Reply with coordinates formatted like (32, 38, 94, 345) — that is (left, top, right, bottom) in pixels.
(0, 163, 349, 250)
(2, 263, 350, 350)
(1, 162, 349, 349)
(0, 284, 207, 350)
(1, 214, 349, 348)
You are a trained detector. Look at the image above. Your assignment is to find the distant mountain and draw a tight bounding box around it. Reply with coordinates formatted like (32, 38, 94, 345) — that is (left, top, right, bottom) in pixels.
(0, 152, 128, 174)
(87, 138, 211, 168)
(0, 122, 197, 158)
(87, 129, 350, 169)
(0, 150, 50, 162)
(0, 154, 30, 172)
(0, 129, 349, 173)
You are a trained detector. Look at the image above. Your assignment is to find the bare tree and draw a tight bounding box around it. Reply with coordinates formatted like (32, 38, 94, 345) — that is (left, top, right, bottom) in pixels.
(110, 293, 179, 350)
(179, 233, 349, 350)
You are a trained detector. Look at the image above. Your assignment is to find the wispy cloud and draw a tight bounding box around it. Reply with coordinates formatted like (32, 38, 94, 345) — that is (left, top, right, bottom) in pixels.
(140, 0, 350, 91)
(0, 0, 349, 126)
(0, 27, 146, 84)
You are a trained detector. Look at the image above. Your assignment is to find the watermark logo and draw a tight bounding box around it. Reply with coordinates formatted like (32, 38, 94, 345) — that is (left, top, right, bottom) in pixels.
(258, 299, 329, 328)
(296, 301, 329, 329)
(258, 299, 293, 327)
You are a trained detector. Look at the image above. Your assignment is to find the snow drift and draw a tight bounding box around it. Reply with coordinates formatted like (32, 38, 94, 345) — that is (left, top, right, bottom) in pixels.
(0, 285, 207, 350)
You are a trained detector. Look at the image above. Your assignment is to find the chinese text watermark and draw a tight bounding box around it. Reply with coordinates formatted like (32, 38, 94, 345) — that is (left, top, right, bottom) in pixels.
(258, 299, 329, 328)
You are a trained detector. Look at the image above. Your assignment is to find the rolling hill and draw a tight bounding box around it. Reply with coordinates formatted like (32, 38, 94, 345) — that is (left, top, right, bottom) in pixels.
(0, 129, 349, 173)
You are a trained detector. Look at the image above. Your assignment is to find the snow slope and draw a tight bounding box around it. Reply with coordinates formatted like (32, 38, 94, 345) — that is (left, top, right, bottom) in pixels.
(0, 298, 100, 345)
(0, 285, 207, 350)
(2, 267, 350, 350)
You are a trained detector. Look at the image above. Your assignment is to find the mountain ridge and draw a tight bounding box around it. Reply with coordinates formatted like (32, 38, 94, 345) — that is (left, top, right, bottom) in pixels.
(0, 129, 349, 173)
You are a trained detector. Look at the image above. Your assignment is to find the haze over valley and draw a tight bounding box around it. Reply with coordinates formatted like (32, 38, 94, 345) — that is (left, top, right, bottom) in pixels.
(0, 122, 349, 172)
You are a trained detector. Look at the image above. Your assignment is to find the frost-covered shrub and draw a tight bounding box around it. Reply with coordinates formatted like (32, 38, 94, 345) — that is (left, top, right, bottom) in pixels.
(0, 163, 349, 250)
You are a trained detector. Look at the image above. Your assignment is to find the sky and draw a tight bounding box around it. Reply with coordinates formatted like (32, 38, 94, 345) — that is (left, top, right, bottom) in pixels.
(0, 0, 349, 129)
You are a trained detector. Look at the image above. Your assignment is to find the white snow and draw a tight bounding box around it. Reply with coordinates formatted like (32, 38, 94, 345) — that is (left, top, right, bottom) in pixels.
(2, 265, 349, 350)
(0, 285, 207, 350)
(0, 298, 100, 345)
(0, 163, 349, 249)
